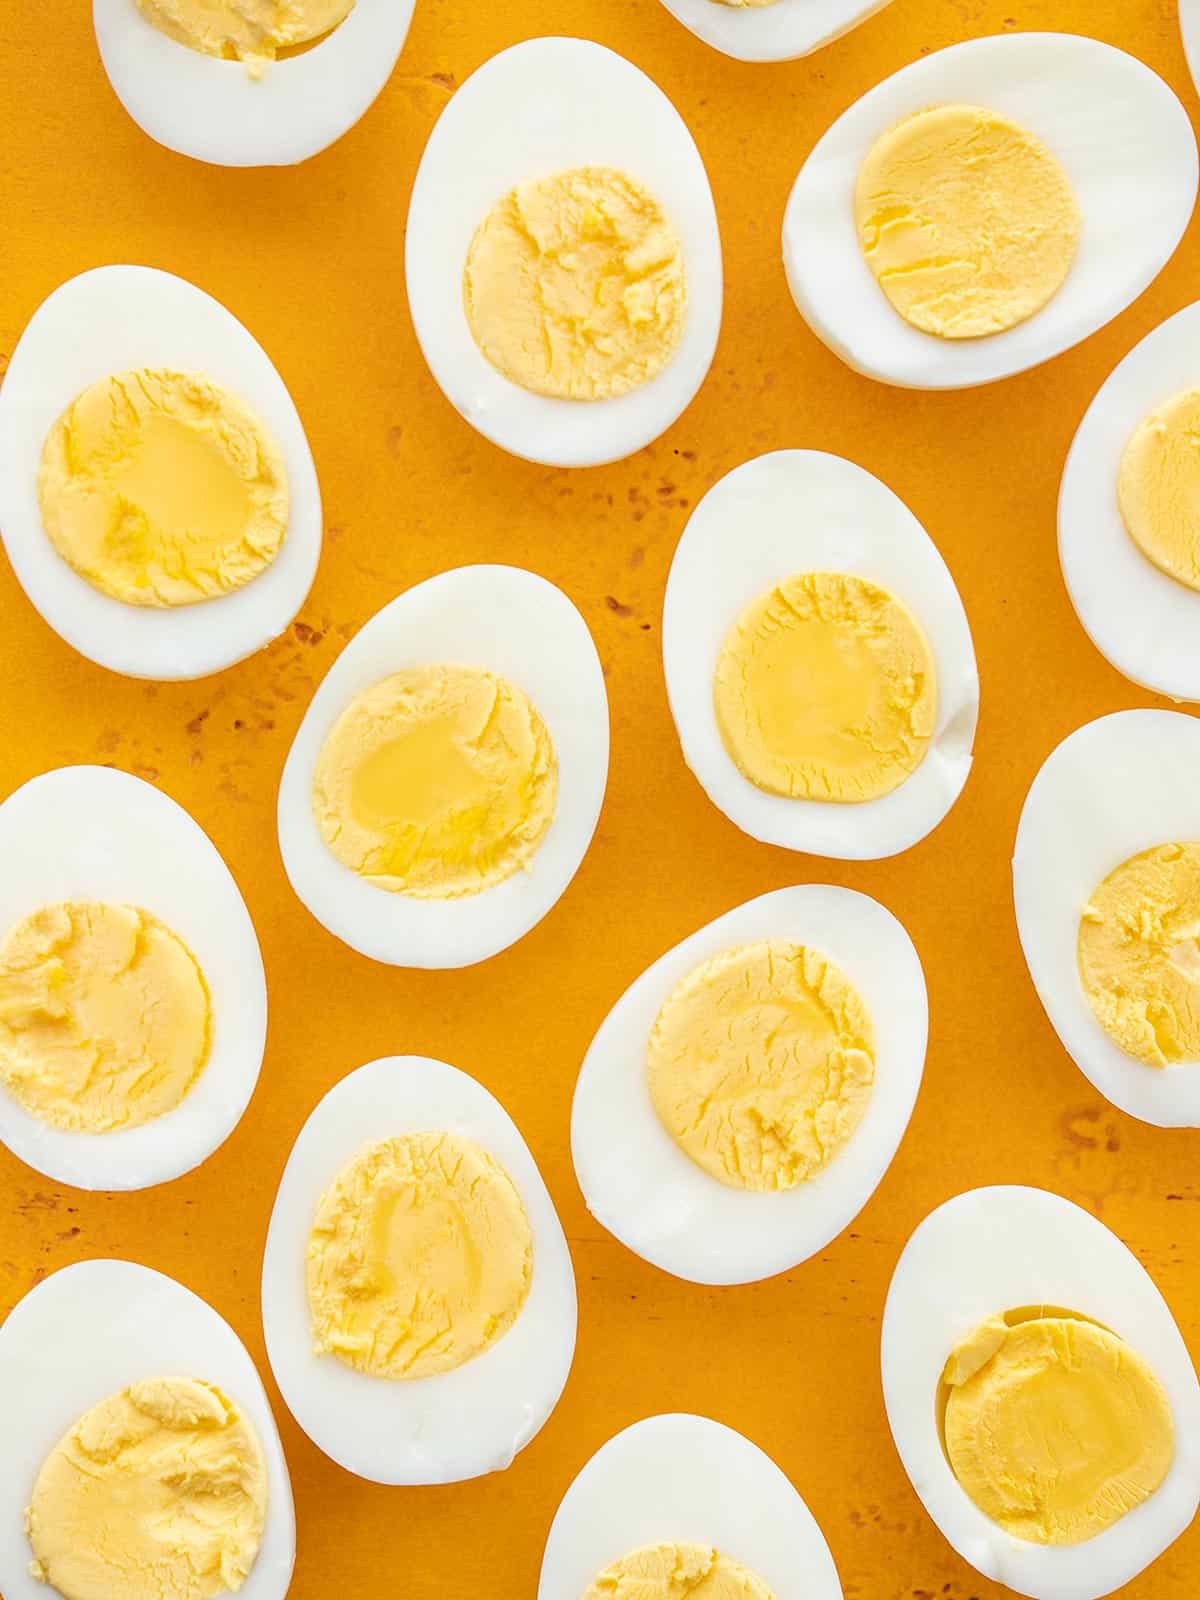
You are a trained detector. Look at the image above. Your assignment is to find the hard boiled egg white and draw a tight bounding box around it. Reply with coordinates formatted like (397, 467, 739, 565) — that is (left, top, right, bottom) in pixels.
(571, 886, 927, 1286)
(656, 0, 891, 66)
(406, 37, 721, 468)
(1182, 3, 1200, 103)
(783, 33, 1197, 389)
(883, 1186, 1200, 1600)
(0, 266, 321, 680)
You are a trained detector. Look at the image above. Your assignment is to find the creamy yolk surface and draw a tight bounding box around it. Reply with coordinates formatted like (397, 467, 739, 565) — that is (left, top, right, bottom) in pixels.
(464, 166, 687, 400)
(0, 901, 211, 1134)
(855, 104, 1080, 339)
(135, 0, 354, 59)
(582, 1544, 775, 1599)
(38, 369, 288, 607)
(306, 1132, 533, 1380)
(713, 572, 936, 804)
(1119, 389, 1200, 592)
(647, 939, 874, 1192)
(27, 1377, 267, 1600)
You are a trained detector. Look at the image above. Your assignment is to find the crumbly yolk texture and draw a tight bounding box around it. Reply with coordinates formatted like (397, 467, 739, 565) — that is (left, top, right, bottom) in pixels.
(0, 901, 211, 1134)
(38, 369, 288, 608)
(942, 1313, 1174, 1546)
(713, 572, 936, 804)
(306, 1132, 534, 1380)
(312, 664, 558, 899)
(134, 0, 354, 59)
(708, 0, 780, 8)
(855, 104, 1080, 339)
(582, 1544, 775, 1599)
(646, 940, 874, 1192)
(26, 1377, 267, 1600)
(463, 166, 687, 401)
(1078, 842, 1200, 1068)
(1118, 390, 1200, 592)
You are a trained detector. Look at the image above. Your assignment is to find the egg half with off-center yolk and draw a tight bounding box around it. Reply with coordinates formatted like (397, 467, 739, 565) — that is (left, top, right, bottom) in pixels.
(654, 0, 893, 66)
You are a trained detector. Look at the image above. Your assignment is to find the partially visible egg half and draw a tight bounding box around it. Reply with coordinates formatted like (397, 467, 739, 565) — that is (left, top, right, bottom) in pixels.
(0, 766, 267, 1190)
(883, 1186, 1200, 1600)
(261, 1055, 576, 1485)
(1182, 3, 1200, 102)
(662, 450, 977, 860)
(572, 886, 927, 1286)
(0, 266, 321, 680)
(405, 38, 722, 468)
(656, 0, 891, 66)
(783, 33, 1197, 389)
(0, 1259, 295, 1600)
(538, 1413, 843, 1600)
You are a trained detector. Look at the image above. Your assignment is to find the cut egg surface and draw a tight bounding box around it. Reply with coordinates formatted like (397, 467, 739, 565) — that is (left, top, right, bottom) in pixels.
(656, 0, 892, 66)
(0, 1259, 295, 1600)
(405, 37, 722, 468)
(261, 1056, 577, 1485)
(882, 1186, 1200, 1600)
(783, 33, 1197, 389)
(572, 885, 927, 1286)
(0, 266, 321, 680)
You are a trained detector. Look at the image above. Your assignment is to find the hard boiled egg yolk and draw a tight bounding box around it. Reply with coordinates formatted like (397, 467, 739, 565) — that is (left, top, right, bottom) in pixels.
(312, 664, 558, 899)
(0, 901, 211, 1134)
(1119, 389, 1200, 592)
(582, 1544, 775, 1599)
(26, 1377, 267, 1600)
(647, 940, 874, 1192)
(713, 572, 936, 803)
(943, 1313, 1174, 1546)
(855, 104, 1080, 339)
(135, 0, 354, 60)
(38, 369, 288, 607)
(463, 166, 687, 401)
(306, 1132, 533, 1380)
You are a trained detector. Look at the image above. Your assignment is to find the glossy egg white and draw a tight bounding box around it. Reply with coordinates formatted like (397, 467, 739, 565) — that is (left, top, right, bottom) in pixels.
(539, 1414, 843, 1600)
(663, 450, 977, 860)
(261, 1055, 577, 1485)
(0, 266, 321, 681)
(783, 34, 1197, 389)
(94, 0, 414, 167)
(0, 766, 267, 1190)
(883, 1186, 1200, 1600)
(571, 886, 927, 1286)
(1014, 710, 1200, 1128)
(406, 37, 722, 468)
(278, 564, 608, 968)
(656, 0, 891, 66)
(0, 1259, 295, 1600)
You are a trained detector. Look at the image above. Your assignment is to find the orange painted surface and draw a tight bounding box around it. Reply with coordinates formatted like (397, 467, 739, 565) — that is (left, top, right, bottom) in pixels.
(1, 2, 1199, 1596)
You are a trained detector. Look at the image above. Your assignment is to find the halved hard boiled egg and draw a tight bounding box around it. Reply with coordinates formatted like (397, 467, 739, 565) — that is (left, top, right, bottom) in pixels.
(1182, 3, 1200, 102)
(656, 0, 891, 66)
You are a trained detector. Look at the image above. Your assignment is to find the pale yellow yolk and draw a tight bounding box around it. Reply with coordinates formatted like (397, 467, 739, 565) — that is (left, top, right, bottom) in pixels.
(135, 0, 354, 59)
(943, 1314, 1174, 1546)
(646, 940, 874, 1192)
(582, 1544, 775, 1599)
(311, 664, 558, 899)
(709, 0, 780, 8)
(1119, 389, 1200, 592)
(463, 166, 687, 401)
(26, 1377, 267, 1600)
(0, 902, 211, 1134)
(713, 572, 936, 804)
(306, 1132, 533, 1380)
(855, 104, 1080, 339)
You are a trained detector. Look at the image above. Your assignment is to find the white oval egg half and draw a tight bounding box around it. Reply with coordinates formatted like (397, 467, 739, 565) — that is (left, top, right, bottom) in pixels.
(1013, 709, 1200, 1128)
(663, 450, 978, 860)
(656, 0, 891, 66)
(278, 564, 608, 968)
(1182, 3, 1200, 104)
(0, 766, 267, 1191)
(783, 33, 1197, 390)
(1060, 300, 1200, 702)
(538, 1413, 843, 1600)
(261, 1055, 577, 1486)
(883, 1186, 1200, 1600)
(0, 1258, 295, 1600)
(571, 885, 927, 1286)
(93, 0, 414, 167)
(405, 37, 722, 469)
(0, 265, 322, 681)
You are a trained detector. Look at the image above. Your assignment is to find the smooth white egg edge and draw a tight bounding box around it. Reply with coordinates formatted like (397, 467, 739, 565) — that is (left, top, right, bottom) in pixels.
(656, 0, 891, 65)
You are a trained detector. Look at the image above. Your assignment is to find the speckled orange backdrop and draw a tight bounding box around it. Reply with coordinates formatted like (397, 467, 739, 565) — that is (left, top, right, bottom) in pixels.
(2, 1, 1198, 1595)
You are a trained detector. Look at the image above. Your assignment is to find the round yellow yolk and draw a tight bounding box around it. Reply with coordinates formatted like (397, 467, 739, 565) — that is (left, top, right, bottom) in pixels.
(463, 166, 687, 401)
(38, 369, 288, 607)
(646, 940, 875, 1192)
(26, 1377, 268, 1600)
(312, 664, 558, 899)
(943, 1314, 1174, 1546)
(582, 1544, 776, 1599)
(0, 901, 212, 1134)
(713, 572, 936, 804)
(1118, 389, 1200, 592)
(306, 1132, 534, 1380)
(134, 0, 354, 60)
(855, 104, 1080, 339)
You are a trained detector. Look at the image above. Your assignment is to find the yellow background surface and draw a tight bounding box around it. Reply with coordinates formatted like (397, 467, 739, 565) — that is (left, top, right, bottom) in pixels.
(1, 1, 1198, 1596)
